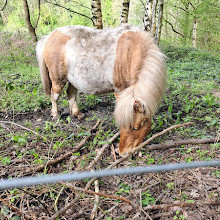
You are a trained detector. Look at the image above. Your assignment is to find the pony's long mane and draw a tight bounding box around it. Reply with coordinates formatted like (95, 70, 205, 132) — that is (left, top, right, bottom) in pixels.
(114, 32, 167, 128)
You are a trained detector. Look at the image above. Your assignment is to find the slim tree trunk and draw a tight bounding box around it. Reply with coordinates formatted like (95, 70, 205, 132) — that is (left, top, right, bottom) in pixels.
(120, 0, 130, 24)
(91, 0, 103, 29)
(143, 0, 153, 32)
(22, 0, 38, 42)
(155, 0, 164, 45)
(150, 0, 158, 37)
(192, 18, 197, 48)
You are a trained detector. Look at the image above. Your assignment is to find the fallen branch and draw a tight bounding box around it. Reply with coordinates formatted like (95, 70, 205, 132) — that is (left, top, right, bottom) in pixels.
(50, 180, 132, 220)
(147, 137, 218, 151)
(85, 122, 193, 190)
(0, 197, 31, 220)
(88, 132, 120, 169)
(143, 200, 220, 211)
(21, 120, 101, 176)
(0, 120, 49, 142)
(61, 182, 132, 205)
(50, 194, 80, 220)
(90, 180, 99, 220)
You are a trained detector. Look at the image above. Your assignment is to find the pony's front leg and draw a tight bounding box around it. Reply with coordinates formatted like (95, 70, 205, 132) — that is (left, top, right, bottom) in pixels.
(67, 83, 84, 119)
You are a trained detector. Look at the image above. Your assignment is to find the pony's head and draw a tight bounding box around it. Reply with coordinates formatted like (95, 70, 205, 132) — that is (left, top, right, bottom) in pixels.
(118, 100, 151, 156)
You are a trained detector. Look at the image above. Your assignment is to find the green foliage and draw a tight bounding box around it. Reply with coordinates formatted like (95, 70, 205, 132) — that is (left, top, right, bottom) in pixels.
(141, 190, 155, 206)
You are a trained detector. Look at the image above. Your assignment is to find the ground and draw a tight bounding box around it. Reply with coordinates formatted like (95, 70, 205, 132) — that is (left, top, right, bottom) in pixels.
(0, 31, 219, 219)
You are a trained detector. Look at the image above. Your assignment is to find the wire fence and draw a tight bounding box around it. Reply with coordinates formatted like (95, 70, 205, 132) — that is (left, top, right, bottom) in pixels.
(0, 160, 219, 190)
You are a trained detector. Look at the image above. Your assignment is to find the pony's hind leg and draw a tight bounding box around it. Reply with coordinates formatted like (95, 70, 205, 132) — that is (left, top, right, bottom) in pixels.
(51, 81, 65, 120)
(67, 83, 84, 119)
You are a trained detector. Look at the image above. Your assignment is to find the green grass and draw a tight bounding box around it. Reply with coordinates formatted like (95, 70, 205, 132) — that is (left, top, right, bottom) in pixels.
(0, 32, 219, 166)
(0, 33, 219, 219)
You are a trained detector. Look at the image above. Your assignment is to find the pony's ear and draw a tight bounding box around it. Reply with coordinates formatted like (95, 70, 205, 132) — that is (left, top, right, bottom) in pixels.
(133, 100, 144, 113)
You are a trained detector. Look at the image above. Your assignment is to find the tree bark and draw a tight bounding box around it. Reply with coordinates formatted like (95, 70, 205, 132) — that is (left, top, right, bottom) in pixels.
(143, 0, 153, 32)
(91, 0, 103, 29)
(22, 0, 38, 42)
(155, 0, 164, 45)
(120, 0, 130, 24)
(192, 18, 197, 48)
(150, 0, 158, 37)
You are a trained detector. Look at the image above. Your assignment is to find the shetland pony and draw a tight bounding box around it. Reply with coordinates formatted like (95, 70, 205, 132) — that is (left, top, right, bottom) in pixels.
(36, 25, 166, 155)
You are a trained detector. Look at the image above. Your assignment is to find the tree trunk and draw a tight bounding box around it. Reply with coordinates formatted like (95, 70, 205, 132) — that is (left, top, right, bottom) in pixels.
(120, 0, 130, 24)
(91, 0, 103, 29)
(150, 0, 158, 37)
(143, 0, 153, 32)
(192, 18, 197, 48)
(22, 0, 37, 42)
(155, 0, 164, 45)
(0, 11, 7, 24)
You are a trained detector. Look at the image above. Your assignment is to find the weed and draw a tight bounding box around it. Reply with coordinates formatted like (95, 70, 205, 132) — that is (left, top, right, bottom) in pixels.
(141, 190, 155, 206)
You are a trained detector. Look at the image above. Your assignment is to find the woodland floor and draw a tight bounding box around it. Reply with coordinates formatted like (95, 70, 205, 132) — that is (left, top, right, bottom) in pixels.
(0, 32, 219, 219)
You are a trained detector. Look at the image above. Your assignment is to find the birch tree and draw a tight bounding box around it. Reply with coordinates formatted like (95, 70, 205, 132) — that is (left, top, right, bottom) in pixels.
(143, 0, 153, 32)
(150, 0, 158, 37)
(91, 0, 103, 29)
(155, 0, 164, 45)
(120, 0, 130, 24)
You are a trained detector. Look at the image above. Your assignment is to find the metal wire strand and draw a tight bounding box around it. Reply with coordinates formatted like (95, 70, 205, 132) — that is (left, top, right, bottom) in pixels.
(0, 160, 219, 190)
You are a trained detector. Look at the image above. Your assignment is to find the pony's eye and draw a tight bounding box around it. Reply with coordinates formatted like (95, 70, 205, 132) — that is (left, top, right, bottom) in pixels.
(132, 127, 139, 131)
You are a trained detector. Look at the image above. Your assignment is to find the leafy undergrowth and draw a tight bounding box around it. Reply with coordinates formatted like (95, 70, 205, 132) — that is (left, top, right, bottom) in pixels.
(0, 32, 219, 219)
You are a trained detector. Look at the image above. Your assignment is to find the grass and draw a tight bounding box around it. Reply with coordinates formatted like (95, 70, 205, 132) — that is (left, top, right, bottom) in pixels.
(0, 31, 219, 219)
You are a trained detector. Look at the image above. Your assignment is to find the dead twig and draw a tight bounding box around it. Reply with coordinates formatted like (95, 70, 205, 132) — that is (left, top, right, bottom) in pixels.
(143, 200, 220, 211)
(0, 120, 49, 142)
(85, 122, 193, 190)
(146, 137, 219, 151)
(0, 197, 31, 220)
(88, 132, 119, 169)
(61, 182, 132, 205)
(90, 180, 99, 220)
(50, 194, 80, 220)
(22, 120, 101, 175)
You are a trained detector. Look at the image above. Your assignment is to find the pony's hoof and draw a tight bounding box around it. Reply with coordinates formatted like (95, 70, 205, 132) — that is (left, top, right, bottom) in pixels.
(77, 113, 85, 120)
(52, 115, 59, 121)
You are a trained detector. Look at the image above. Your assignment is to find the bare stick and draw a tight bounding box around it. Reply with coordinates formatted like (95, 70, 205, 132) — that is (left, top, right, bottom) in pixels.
(0, 197, 31, 220)
(90, 180, 99, 220)
(147, 137, 218, 151)
(0, 120, 49, 142)
(50, 194, 80, 220)
(22, 120, 101, 175)
(88, 132, 120, 169)
(61, 182, 132, 205)
(85, 122, 193, 190)
(143, 200, 220, 211)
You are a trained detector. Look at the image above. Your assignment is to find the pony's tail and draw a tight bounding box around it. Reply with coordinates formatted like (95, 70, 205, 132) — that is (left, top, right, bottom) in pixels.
(114, 32, 167, 128)
(36, 36, 51, 96)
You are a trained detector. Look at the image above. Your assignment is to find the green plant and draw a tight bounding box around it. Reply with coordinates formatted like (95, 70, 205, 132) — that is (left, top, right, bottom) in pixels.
(141, 190, 155, 206)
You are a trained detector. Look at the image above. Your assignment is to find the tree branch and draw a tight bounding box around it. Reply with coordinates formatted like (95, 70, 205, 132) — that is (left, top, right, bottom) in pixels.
(0, 0, 7, 11)
(144, 200, 220, 211)
(45, 0, 92, 20)
(34, 0, 41, 29)
(147, 137, 218, 151)
(164, 19, 184, 37)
